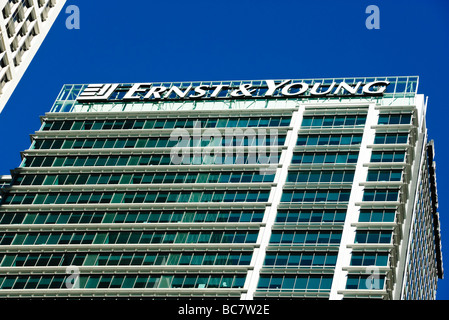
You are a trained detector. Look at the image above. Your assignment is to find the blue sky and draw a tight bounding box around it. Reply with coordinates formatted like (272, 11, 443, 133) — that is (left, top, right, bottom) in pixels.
(0, 0, 448, 299)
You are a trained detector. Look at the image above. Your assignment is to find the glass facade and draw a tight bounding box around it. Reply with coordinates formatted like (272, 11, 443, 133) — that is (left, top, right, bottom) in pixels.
(0, 76, 443, 299)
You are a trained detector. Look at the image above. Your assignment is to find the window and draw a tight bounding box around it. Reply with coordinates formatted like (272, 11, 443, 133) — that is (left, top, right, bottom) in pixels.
(366, 170, 402, 182)
(378, 113, 412, 125)
(281, 189, 351, 203)
(363, 189, 399, 202)
(374, 133, 408, 144)
(257, 275, 333, 291)
(264, 252, 338, 267)
(270, 231, 341, 245)
(358, 209, 395, 222)
(370, 151, 405, 163)
(0, 210, 263, 226)
(301, 115, 366, 128)
(3, 190, 271, 206)
(275, 209, 346, 224)
(24, 152, 282, 168)
(0, 273, 246, 289)
(354, 231, 392, 244)
(292, 151, 358, 164)
(40, 116, 292, 132)
(297, 134, 362, 146)
(350, 252, 389, 266)
(346, 275, 385, 290)
(287, 170, 354, 184)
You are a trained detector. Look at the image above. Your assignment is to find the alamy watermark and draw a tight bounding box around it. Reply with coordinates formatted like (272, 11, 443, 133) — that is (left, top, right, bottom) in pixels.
(65, 265, 80, 289)
(365, 267, 383, 290)
(65, 5, 80, 30)
(365, 5, 380, 30)
(169, 121, 280, 174)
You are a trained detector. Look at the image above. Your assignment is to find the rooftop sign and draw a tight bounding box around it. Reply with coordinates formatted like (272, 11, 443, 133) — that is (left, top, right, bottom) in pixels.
(76, 80, 390, 103)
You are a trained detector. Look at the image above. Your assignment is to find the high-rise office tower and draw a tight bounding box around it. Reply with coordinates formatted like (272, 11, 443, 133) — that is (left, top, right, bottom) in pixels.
(0, 0, 66, 113)
(0, 76, 443, 299)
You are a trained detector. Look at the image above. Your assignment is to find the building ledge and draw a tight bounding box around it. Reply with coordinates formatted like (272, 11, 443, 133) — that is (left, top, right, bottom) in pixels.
(0, 288, 245, 298)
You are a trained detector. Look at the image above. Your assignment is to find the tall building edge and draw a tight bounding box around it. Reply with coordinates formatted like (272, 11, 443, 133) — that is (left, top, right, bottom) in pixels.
(394, 95, 443, 299)
(0, 0, 67, 113)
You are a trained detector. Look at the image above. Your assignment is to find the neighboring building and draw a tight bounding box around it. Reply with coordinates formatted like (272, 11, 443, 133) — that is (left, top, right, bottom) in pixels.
(0, 0, 66, 113)
(0, 76, 443, 299)
(0, 175, 11, 201)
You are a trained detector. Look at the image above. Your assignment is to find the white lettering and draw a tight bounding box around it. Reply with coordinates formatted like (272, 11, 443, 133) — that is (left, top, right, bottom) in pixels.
(78, 79, 390, 102)
(333, 82, 362, 95)
(178, 304, 212, 317)
(123, 83, 151, 100)
(264, 79, 290, 97)
(281, 82, 309, 96)
(230, 83, 256, 97)
(210, 84, 229, 98)
(189, 85, 209, 98)
(164, 85, 193, 99)
(144, 86, 167, 99)
(362, 81, 390, 95)
(310, 82, 336, 96)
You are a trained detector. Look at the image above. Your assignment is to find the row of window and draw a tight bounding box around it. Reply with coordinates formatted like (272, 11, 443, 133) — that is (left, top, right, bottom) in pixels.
(39, 114, 411, 133)
(33, 135, 286, 150)
(0, 273, 246, 290)
(370, 151, 406, 163)
(354, 231, 392, 244)
(263, 251, 338, 267)
(346, 275, 385, 290)
(269, 231, 342, 245)
(0, 270, 388, 291)
(280, 189, 351, 203)
(257, 274, 333, 291)
(286, 170, 355, 184)
(42, 116, 292, 132)
(291, 151, 405, 165)
(23, 152, 281, 168)
(301, 115, 366, 128)
(0, 209, 265, 225)
(14, 171, 275, 187)
(358, 209, 395, 223)
(373, 133, 409, 145)
(0, 230, 259, 246)
(366, 170, 402, 182)
(0, 250, 388, 269)
(362, 189, 399, 202)
(22, 151, 405, 170)
(2, 190, 271, 205)
(350, 252, 389, 266)
(275, 209, 346, 224)
(378, 113, 412, 125)
(291, 151, 359, 164)
(297, 133, 410, 147)
(0, 251, 252, 268)
(296, 134, 362, 146)
(1, 208, 393, 226)
(259, 273, 384, 292)
(1, 209, 394, 226)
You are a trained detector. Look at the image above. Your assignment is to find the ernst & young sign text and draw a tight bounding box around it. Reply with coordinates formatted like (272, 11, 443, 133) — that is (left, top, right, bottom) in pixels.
(77, 80, 390, 102)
